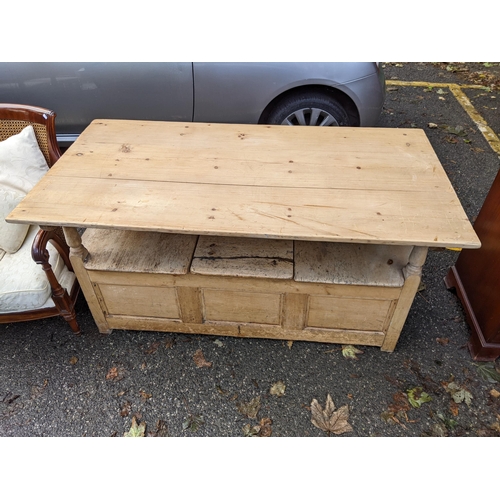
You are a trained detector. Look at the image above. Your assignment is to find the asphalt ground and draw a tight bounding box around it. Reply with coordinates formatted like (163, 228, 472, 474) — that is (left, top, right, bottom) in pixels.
(2, 64, 500, 465)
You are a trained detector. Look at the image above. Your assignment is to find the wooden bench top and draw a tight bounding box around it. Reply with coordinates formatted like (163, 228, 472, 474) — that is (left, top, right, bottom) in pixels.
(7, 119, 480, 249)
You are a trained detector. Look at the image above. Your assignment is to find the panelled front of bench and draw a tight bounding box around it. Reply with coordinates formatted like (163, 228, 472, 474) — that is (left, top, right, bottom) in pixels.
(81, 229, 422, 351)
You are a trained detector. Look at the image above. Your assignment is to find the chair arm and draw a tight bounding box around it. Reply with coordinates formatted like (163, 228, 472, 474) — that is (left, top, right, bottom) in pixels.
(30, 226, 80, 333)
(31, 227, 74, 273)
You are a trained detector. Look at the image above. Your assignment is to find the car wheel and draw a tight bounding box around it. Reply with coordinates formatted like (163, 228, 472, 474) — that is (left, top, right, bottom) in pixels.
(266, 93, 351, 126)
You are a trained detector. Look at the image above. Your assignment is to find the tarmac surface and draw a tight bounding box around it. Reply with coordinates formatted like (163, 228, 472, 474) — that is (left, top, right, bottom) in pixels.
(1, 62, 500, 438)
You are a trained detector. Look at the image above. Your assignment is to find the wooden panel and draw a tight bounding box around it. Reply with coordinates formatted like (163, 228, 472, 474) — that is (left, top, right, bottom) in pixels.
(202, 289, 282, 325)
(83, 229, 197, 274)
(87, 268, 402, 300)
(381, 275, 421, 351)
(176, 287, 203, 324)
(11, 176, 479, 248)
(282, 293, 308, 330)
(307, 295, 393, 331)
(99, 284, 179, 319)
(295, 241, 411, 287)
(191, 236, 293, 279)
(105, 315, 385, 346)
(50, 125, 450, 192)
(7, 120, 480, 249)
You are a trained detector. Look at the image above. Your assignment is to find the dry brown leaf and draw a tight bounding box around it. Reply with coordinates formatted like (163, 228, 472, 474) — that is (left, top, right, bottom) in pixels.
(69, 356, 78, 365)
(106, 367, 118, 380)
(388, 391, 410, 413)
(242, 418, 273, 437)
(436, 337, 450, 346)
(193, 349, 212, 368)
(490, 389, 500, 398)
(450, 400, 460, 417)
(310, 394, 353, 435)
(237, 396, 261, 419)
(287, 340, 293, 350)
(139, 390, 152, 401)
(148, 419, 169, 437)
(145, 341, 161, 354)
(270, 381, 286, 397)
(258, 418, 273, 437)
(120, 400, 132, 417)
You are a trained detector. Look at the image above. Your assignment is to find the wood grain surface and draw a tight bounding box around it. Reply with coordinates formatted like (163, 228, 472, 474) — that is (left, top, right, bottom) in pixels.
(7, 120, 480, 248)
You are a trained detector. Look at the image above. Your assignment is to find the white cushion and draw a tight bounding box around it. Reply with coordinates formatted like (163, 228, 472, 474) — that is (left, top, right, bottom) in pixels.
(0, 125, 49, 194)
(0, 125, 49, 254)
(0, 225, 75, 313)
(0, 187, 30, 253)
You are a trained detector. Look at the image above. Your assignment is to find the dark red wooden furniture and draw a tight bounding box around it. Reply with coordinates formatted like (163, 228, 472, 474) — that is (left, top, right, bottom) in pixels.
(445, 169, 500, 361)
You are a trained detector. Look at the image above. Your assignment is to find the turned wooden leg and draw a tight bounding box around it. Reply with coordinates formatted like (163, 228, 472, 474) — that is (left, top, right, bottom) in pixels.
(63, 227, 111, 334)
(381, 246, 428, 352)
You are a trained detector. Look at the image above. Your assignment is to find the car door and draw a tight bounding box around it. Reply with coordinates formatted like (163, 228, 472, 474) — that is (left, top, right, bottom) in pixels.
(0, 62, 194, 144)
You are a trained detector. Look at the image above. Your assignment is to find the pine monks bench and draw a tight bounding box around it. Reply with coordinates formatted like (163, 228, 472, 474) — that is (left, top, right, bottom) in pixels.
(7, 120, 480, 351)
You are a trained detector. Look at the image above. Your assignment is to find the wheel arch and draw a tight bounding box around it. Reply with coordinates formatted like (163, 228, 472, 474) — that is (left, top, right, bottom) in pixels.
(258, 84, 360, 126)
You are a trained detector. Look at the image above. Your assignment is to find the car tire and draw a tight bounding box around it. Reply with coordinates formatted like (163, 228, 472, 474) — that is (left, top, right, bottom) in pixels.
(265, 93, 351, 126)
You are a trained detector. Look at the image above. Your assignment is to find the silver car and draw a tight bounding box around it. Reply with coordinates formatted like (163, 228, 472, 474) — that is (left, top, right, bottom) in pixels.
(0, 62, 385, 146)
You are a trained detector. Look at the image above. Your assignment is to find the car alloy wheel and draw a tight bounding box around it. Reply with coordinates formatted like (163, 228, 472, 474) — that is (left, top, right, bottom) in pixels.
(281, 107, 340, 126)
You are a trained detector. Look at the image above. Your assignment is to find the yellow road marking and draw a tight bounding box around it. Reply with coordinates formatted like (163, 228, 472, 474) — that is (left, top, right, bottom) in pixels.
(387, 80, 500, 156)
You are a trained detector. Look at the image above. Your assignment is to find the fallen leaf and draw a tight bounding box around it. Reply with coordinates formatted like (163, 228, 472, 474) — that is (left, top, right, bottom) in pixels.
(407, 387, 432, 408)
(124, 416, 146, 437)
(165, 339, 175, 349)
(270, 381, 286, 397)
(436, 89, 448, 95)
(450, 400, 460, 417)
(428, 123, 438, 129)
(182, 414, 204, 432)
(490, 421, 500, 433)
(120, 400, 132, 417)
(429, 422, 448, 436)
(342, 345, 364, 360)
(490, 389, 500, 398)
(475, 362, 500, 383)
(106, 367, 118, 380)
(437, 412, 458, 430)
(310, 394, 353, 435)
(193, 349, 212, 368)
(445, 382, 473, 406)
(237, 396, 261, 419)
(242, 423, 259, 437)
(388, 391, 411, 413)
(447, 125, 467, 137)
(436, 337, 450, 346)
(148, 419, 168, 437)
(139, 390, 152, 402)
(243, 417, 273, 437)
(144, 341, 161, 354)
(69, 356, 78, 365)
(214, 339, 224, 347)
(287, 340, 293, 350)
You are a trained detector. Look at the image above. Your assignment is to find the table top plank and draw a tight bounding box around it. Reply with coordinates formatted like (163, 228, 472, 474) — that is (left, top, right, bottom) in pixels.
(7, 120, 480, 249)
(48, 120, 452, 193)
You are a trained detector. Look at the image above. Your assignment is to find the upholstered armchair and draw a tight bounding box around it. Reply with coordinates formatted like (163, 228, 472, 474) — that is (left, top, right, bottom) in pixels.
(0, 103, 80, 333)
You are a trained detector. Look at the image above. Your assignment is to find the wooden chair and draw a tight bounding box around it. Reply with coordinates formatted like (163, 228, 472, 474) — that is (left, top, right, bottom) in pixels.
(0, 103, 80, 333)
